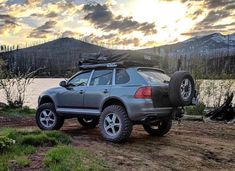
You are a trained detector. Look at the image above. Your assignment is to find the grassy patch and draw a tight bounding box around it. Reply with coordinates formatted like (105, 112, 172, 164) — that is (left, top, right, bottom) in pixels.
(44, 146, 110, 171)
(0, 106, 36, 117)
(0, 129, 71, 171)
(0, 144, 36, 171)
(185, 102, 206, 116)
(5, 129, 72, 147)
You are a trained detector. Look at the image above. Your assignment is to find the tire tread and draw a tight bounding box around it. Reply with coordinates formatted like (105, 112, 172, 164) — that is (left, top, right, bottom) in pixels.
(99, 105, 132, 143)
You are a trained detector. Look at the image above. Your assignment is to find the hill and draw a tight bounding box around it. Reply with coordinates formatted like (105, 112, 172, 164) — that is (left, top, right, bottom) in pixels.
(1, 38, 106, 76)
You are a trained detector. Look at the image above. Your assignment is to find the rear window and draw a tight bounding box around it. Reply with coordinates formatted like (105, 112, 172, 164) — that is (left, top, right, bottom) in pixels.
(138, 69, 170, 84)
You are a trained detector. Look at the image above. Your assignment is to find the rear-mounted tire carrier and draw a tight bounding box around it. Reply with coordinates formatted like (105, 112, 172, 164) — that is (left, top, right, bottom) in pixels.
(169, 71, 195, 107)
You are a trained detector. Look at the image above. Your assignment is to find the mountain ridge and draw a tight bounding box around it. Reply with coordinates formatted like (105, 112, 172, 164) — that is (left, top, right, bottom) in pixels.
(139, 32, 235, 57)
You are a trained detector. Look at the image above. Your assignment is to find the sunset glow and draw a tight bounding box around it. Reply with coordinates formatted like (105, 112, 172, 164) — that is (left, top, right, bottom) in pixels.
(0, 0, 235, 48)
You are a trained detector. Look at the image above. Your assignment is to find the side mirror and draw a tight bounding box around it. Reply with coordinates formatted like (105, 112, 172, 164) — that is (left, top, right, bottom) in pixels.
(59, 81, 67, 87)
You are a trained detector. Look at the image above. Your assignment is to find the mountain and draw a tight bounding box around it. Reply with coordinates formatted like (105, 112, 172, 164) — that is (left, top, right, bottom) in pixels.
(1, 38, 107, 76)
(139, 33, 235, 58)
(14, 37, 106, 53)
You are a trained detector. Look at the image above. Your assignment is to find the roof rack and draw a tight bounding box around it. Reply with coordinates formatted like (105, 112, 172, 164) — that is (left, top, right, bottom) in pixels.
(78, 60, 153, 70)
(78, 62, 124, 70)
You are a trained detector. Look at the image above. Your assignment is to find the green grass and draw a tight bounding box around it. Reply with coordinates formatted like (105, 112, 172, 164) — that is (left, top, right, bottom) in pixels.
(185, 102, 206, 116)
(0, 106, 36, 117)
(0, 144, 36, 171)
(44, 146, 111, 171)
(0, 129, 72, 171)
(0, 129, 109, 171)
(5, 129, 72, 146)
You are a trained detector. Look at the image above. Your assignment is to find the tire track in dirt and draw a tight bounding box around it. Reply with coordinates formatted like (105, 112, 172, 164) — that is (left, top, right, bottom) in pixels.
(62, 120, 235, 171)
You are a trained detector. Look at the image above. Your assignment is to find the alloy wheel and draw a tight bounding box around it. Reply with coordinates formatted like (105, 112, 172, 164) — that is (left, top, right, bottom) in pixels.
(104, 113, 121, 136)
(39, 109, 56, 128)
(180, 78, 192, 100)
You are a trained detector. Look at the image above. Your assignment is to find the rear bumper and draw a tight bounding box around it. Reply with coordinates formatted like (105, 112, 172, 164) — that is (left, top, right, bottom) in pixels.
(124, 98, 174, 121)
(129, 106, 174, 121)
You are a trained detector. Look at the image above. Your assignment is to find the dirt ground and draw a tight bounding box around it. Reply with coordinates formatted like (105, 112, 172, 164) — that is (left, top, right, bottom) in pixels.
(1, 117, 235, 171)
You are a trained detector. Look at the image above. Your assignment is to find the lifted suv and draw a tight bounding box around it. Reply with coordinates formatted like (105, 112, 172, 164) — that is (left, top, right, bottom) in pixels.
(36, 64, 196, 142)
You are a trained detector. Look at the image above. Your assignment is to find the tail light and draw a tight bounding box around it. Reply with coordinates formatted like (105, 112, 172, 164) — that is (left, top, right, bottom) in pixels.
(134, 86, 152, 99)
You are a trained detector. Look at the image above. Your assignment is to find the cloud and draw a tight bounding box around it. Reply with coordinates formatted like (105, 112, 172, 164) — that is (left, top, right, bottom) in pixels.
(83, 3, 157, 36)
(0, 14, 20, 34)
(165, 0, 235, 9)
(200, 10, 230, 26)
(105, 16, 157, 35)
(31, 11, 58, 18)
(84, 33, 142, 47)
(25, 0, 42, 6)
(29, 20, 57, 38)
(61, 30, 79, 38)
(83, 3, 112, 24)
(115, 37, 140, 46)
(183, 6, 233, 37)
(225, 3, 235, 10)
(46, 11, 58, 18)
(190, 9, 203, 20)
(203, 0, 235, 9)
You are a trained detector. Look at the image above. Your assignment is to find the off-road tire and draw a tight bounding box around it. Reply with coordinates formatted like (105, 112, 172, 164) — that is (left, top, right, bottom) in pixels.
(143, 119, 172, 136)
(169, 71, 195, 106)
(78, 117, 99, 128)
(99, 105, 133, 143)
(36, 103, 64, 130)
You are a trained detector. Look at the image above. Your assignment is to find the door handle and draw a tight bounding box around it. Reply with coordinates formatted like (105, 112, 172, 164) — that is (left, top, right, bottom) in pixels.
(79, 90, 84, 94)
(103, 89, 108, 94)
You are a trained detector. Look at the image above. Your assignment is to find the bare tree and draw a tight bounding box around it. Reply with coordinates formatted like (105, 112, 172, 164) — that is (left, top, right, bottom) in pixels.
(0, 60, 40, 108)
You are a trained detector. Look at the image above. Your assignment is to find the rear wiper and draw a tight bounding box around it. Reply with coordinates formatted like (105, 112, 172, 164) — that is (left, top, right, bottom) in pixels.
(163, 80, 170, 84)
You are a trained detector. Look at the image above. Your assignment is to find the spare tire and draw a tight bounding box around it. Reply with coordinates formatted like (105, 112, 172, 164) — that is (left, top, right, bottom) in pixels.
(169, 71, 195, 107)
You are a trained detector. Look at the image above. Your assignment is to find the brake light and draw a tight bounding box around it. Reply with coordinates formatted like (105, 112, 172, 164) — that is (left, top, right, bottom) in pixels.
(134, 87, 152, 99)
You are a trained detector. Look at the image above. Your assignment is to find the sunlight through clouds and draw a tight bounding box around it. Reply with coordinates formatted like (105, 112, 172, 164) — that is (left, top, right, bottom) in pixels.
(0, 0, 235, 48)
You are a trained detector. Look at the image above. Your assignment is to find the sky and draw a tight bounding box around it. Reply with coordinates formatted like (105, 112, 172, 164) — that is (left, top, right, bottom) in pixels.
(0, 0, 235, 49)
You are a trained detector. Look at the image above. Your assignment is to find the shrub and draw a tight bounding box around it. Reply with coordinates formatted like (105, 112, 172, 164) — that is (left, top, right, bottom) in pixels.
(0, 136, 14, 152)
(185, 102, 206, 116)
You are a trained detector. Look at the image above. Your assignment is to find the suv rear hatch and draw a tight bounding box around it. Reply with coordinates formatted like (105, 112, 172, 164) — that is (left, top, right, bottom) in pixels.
(137, 68, 172, 107)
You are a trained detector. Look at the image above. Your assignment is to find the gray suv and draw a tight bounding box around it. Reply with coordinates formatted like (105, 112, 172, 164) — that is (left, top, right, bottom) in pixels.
(36, 64, 196, 142)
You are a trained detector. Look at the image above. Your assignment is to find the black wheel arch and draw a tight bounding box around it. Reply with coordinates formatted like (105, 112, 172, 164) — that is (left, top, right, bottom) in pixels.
(39, 95, 55, 106)
(100, 97, 128, 113)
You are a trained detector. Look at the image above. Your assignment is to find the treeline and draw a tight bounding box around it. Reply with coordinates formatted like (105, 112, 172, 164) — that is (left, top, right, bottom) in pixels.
(157, 54, 235, 79)
(0, 38, 235, 79)
(2, 50, 80, 77)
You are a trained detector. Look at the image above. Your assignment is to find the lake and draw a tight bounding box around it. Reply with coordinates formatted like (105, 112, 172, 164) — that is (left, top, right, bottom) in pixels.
(0, 78, 234, 108)
(0, 78, 64, 108)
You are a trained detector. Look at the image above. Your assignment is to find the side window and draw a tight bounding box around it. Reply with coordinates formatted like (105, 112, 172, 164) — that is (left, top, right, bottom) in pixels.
(115, 69, 130, 85)
(90, 70, 113, 86)
(68, 71, 91, 86)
